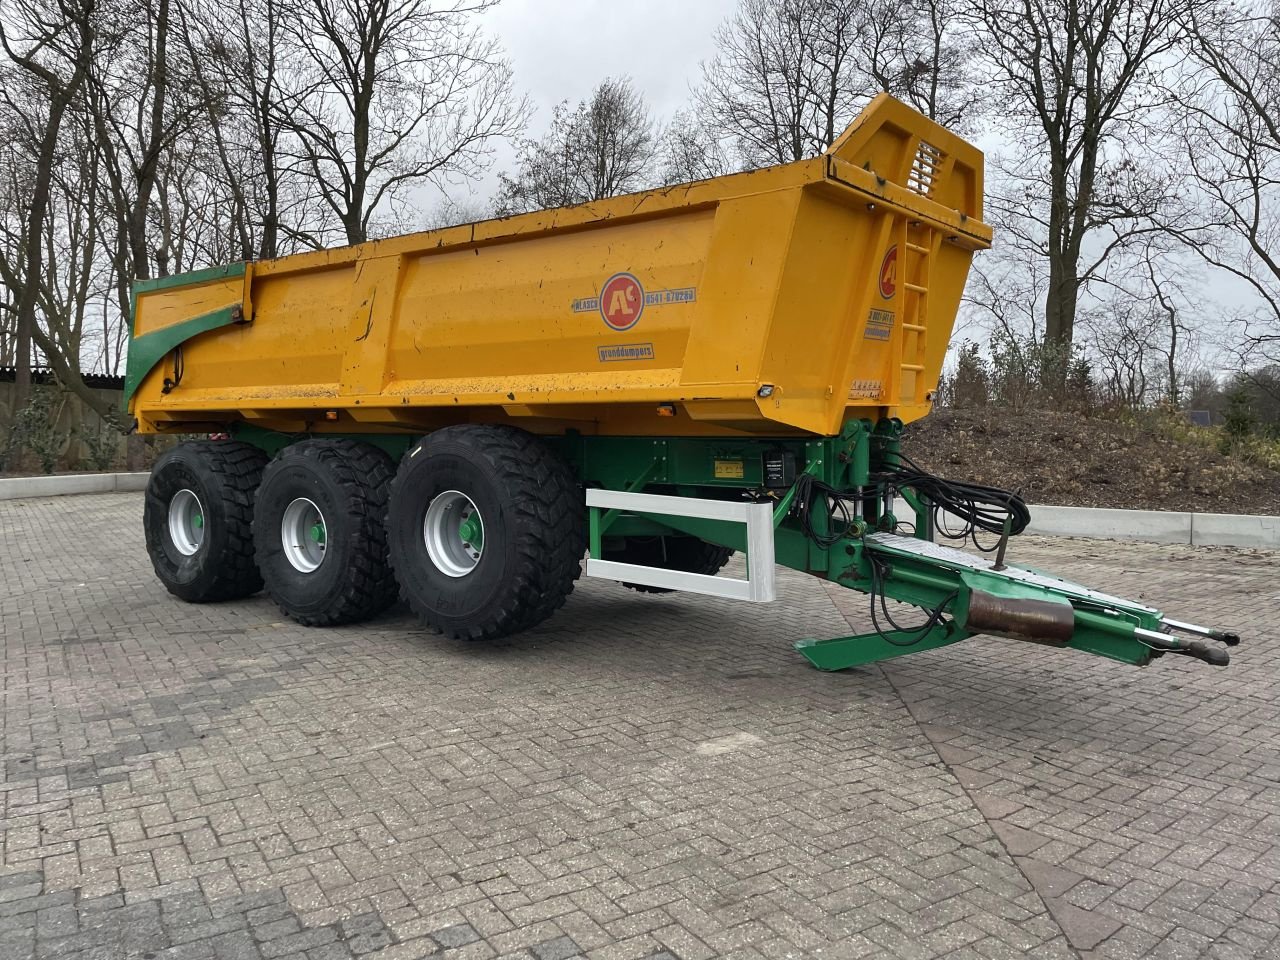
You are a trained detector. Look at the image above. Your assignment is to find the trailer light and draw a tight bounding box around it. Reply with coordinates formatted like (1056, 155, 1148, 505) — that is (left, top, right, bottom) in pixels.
(657, 404, 676, 417)
(757, 384, 775, 398)
(325, 410, 339, 421)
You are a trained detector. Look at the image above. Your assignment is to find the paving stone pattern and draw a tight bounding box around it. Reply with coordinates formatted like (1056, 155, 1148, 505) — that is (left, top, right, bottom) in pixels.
(1, 493, 1276, 959)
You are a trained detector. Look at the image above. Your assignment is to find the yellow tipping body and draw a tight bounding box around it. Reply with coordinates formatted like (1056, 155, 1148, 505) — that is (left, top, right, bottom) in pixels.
(128, 95, 991, 439)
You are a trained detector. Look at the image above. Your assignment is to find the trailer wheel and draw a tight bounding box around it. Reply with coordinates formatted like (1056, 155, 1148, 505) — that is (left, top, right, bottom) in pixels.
(387, 425, 585, 640)
(144, 441, 268, 602)
(253, 440, 397, 626)
(604, 536, 733, 594)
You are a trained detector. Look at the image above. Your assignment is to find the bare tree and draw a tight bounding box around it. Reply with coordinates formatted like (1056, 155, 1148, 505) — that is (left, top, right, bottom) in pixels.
(694, 0, 975, 168)
(1143, 245, 1193, 407)
(964, 241, 1050, 345)
(862, 0, 982, 129)
(696, 0, 860, 165)
(972, 0, 1186, 349)
(658, 109, 735, 185)
(1161, 2, 1280, 370)
(34, 107, 106, 378)
(277, 0, 526, 246)
(421, 195, 492, 229)
(1084, 300, 1155, 408)
(175, 0, 297, 260)
(0, 92, 125, 421)
(0, 76, 31, 368)
(0, 0, 96, 410)
(1081, 293, 1196, 410)
(4, 0, 279, 420)
(84, 0, 215, 361)
(495, 77, 655, 215)
(1070, 229, 1204, 408)
(150, 135, 245, 275)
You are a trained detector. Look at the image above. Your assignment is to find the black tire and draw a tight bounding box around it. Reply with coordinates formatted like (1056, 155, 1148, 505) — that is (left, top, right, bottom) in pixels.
(387, 425, 585, 640)
(252, 440, 397, 626)
(144, 440, 268, 602)
(603, 536, 733, 594)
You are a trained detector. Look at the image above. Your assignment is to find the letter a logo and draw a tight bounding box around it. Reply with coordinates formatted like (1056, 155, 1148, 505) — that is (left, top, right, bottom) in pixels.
(599, 272, 645, 331)
(879, 246, 898, 299)
(609, 289, 633, 316)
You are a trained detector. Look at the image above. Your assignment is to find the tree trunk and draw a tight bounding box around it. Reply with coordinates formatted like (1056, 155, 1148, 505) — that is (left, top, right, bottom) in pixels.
(1044, 149, 1084, 349)
(12, 93, 74, 413)
(128, 0, 171, 281)
(1044, 253, 1079, 348)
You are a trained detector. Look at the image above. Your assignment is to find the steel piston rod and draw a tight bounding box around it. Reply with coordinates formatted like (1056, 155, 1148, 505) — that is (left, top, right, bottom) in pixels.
(1134, 627, 1231, 666)
(1160, 617, 1241, 646)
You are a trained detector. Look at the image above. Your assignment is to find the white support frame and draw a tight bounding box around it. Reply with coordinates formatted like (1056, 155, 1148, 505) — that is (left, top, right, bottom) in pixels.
(585, 489, 776, 602)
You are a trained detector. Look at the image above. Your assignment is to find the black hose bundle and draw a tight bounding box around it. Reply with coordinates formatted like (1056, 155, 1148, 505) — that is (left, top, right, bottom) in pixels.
(874, 450, 1030, 549)
(869, 553, 958, 646)
(788, 450, 1029, 553)
(790, 472, 858, 547)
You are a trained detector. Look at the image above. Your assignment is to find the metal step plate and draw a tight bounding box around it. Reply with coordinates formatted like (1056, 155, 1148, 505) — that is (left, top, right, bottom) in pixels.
(867, 532, 1158, 614)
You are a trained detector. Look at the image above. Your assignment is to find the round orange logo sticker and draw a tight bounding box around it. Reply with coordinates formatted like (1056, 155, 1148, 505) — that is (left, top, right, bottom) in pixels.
(879, 246, 897, 299)
(599, 272, 644, 331)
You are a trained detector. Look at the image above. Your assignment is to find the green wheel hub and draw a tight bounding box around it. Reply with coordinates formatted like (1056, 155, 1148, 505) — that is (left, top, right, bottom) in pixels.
(458, 514, 483, 551)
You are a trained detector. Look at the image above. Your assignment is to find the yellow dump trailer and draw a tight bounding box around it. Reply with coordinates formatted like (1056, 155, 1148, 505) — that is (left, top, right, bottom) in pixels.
(128, 96, 1238, 675)
(126, 95, 988, 439)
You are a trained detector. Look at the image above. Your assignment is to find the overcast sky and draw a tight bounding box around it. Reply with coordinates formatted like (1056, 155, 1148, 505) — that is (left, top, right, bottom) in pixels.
(487, 0, 734, 116)
(441, 0, 739, 209)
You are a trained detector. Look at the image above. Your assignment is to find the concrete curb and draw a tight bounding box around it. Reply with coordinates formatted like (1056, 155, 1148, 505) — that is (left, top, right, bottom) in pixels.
(894, 498, 1278, 550)
(0, 472, 148, 501)
(1, 473, 1275, 550)
(1028, 504, 1280, 549)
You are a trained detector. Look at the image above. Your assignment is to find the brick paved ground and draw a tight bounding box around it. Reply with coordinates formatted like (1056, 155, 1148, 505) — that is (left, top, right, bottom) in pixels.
(1, 493, 1276, 960)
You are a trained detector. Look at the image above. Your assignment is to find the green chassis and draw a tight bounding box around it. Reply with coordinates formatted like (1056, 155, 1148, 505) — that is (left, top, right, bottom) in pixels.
(229, 418, 1235, 672)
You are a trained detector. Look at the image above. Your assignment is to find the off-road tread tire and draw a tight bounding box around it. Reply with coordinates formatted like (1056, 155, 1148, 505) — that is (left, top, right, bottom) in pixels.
(254, 440, 397, 627)
(607, 537, 734, 594)
(144, 440, 268, 602)
(388, 425, 585, 641)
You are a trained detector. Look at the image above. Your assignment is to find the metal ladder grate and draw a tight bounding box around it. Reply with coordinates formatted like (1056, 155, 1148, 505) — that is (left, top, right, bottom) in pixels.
(906, 141, 942, 197)
(896, 226, 934, 403)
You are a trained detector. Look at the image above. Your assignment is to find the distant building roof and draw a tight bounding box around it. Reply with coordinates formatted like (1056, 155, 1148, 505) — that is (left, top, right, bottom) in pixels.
(0, 367, 124, 390)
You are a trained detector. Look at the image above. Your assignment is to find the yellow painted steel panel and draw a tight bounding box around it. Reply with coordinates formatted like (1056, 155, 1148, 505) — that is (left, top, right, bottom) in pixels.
(129, 94, 991, 438)
(132, 277, 243, 337)
(386, 207, 712, 382)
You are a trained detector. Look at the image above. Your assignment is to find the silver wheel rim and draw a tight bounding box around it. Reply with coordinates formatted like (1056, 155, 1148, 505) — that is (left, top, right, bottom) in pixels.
(281, 497, 327, 573)
(168, 488, 205, 556)
(424, 489, 484, 578)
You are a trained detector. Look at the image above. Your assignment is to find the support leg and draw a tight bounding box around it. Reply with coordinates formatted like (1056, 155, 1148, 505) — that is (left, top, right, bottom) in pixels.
(795, 621, 970, 671)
